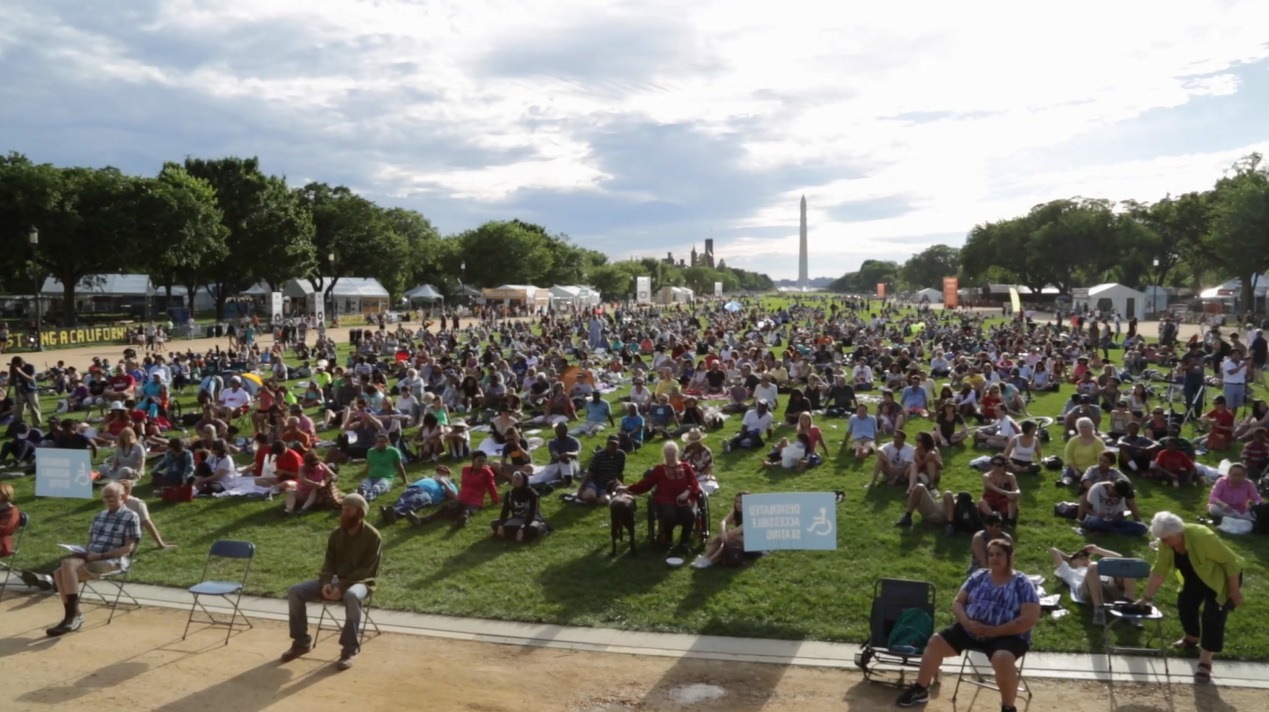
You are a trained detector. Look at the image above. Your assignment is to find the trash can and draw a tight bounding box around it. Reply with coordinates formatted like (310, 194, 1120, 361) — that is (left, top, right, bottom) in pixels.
(206, 326, 215, 338)
(214, 324, 224, 337)
(350, 328, 362, 344)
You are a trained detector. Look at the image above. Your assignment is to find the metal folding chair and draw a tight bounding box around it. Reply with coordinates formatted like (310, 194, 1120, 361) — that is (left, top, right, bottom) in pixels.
(1096, 557, 1167, 678)
(952, 649, 1031, 703)
(0, 511, 28, 602)
(80, 549, 142, 624)
(315, 553, 382, 649)
(183, 540, 255, 645)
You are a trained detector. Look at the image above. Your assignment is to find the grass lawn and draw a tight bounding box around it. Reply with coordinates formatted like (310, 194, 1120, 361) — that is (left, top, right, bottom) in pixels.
(5, 302, 1268, 659)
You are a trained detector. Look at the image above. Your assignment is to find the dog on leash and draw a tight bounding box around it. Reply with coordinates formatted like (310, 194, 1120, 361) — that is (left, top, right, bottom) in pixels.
(608, 482, 637, 557)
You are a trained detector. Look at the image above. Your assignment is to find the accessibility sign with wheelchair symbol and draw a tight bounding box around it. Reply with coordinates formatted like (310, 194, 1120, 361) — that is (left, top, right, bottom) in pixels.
(35, 448, 94, 499)
(742, 492, 838, 551)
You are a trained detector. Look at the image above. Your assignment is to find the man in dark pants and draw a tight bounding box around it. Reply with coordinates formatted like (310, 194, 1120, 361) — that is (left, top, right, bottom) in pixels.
(281, 494, 381, 671)
(1180, 343, 1207, 420)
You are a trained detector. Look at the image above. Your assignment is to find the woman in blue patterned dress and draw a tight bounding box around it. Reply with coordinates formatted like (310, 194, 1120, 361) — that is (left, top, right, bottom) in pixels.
(896, 539, 1040, 712)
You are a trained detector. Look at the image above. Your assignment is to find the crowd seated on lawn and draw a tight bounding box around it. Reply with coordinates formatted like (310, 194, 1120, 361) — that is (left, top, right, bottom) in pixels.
(3, 298, 1264, 683)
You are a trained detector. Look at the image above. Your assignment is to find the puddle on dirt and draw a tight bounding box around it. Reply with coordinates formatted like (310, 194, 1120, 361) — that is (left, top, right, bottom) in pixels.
(667, 684, 726, 705)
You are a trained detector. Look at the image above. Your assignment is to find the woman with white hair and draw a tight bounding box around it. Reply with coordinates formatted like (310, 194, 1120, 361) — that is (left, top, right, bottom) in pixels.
(1138, 511, 1245, 684)
(619, 440, 701, 552)
(1057, 417, 1103, 487)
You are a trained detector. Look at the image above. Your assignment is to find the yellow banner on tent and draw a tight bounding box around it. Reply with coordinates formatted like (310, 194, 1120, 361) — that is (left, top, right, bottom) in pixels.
(1009, 287, 1021, 314)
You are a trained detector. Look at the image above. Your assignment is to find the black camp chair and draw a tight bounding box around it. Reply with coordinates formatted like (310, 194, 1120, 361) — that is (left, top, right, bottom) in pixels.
(856, 578, 937, 687)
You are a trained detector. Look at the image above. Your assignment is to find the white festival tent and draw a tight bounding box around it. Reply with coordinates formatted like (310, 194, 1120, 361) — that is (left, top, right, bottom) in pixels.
(403, 284, 444, 302)
(548, 285, 601, 307)
(1071, 283, 1147, 321)
(913, 288, 942, 303)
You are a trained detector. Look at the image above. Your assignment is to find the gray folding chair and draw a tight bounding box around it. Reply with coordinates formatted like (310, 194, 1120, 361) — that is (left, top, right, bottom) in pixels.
(315, 553, 382, 648)
(1097, 557, 1167, 678)
(80, 547, 142, 624)
(952, 649, 1031, 704)
(0, 511, 28, 602)
(183, 540, 255, 645)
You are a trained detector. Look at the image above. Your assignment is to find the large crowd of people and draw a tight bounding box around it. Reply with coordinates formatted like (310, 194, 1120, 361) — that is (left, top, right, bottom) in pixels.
(0, 296, 1258, 697)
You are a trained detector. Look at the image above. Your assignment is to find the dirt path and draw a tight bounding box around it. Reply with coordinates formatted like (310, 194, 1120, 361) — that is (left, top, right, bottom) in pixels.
(0, 597, 1253, 712)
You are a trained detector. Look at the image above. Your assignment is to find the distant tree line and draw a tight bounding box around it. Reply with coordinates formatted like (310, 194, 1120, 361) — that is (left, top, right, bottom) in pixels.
(828, 153, 1269, 311)
(0, 154, 774, 325)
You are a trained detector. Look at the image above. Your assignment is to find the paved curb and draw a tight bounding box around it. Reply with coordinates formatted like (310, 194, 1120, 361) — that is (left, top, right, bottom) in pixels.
(4, 576, 1265, 689)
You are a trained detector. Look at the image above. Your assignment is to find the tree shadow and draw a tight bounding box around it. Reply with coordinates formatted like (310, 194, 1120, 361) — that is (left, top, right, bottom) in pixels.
(534, 544, 674, 624)
(149, 659, 336, 712)
(637, 621, 803, 712)
(18, 660, 151, 704)
(674, 564, 745, 618)
(411, 535, 509, 587)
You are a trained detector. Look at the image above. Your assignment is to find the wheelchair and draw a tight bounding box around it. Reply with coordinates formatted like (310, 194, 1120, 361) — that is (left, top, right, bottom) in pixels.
(643, 480, 711, 547)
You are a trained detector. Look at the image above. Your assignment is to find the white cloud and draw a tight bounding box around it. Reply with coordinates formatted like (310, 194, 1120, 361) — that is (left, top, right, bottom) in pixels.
(3, 0, 1269, 278)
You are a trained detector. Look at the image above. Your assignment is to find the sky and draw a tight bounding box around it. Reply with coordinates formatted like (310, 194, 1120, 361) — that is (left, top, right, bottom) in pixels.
(2, 1, 1269, 280)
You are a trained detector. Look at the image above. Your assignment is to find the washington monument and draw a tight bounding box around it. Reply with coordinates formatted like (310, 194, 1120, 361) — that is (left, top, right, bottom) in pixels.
(798, 195, 808, 289)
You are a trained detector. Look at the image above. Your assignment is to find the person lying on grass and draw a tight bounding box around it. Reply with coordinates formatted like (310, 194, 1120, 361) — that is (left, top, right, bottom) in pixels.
(407, 451, 499, 530)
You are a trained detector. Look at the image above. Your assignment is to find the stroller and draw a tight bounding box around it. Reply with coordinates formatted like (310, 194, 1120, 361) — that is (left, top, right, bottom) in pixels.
(855, 578, 937, 686)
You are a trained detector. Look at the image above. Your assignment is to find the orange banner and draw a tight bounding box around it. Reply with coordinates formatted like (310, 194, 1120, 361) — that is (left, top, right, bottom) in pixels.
(942, 277, 958, 309)
(876, 283, 886, 299)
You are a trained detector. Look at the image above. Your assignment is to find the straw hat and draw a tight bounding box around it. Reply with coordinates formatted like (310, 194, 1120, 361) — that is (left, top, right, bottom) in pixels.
(681, 427, 706, 444)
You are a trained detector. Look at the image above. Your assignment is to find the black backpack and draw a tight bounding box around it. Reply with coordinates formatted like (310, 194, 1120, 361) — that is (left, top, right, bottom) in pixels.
(953, 491, 982, 533)
(1251, 502, 1269, 535)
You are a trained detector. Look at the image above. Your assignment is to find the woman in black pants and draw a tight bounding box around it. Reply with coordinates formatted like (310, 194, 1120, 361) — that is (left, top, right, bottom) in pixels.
(1139, 511, 1245, 684)
(490, 471, 548, 542)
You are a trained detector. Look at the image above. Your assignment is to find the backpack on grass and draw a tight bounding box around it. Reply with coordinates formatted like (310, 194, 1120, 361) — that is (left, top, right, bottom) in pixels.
(953, 491, 982, 533)
(1251, 502, 1269, 535)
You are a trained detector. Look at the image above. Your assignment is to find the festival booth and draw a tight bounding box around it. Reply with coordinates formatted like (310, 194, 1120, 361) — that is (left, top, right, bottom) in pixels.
(548, 285, 601, 309)
(1199, 275, 1269, 315)
(913, 288, 942, 303)
(284, 277, 390, 317)
(403, 284, 444, 306)
(1071, 283, 1147, 321)
(41, 274, 159, 320)
(481, 285, 551, 310)
(659, 286, 695, 305)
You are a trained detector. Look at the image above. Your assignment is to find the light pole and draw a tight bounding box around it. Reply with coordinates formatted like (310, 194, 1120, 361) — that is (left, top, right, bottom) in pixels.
(28, 226, 43, 351)
(327, 252, 335, 320)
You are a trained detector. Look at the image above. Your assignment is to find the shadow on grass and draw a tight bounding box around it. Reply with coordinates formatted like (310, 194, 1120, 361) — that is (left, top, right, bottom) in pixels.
(414, 535, 509, 587)
(535, 544, 674, 624)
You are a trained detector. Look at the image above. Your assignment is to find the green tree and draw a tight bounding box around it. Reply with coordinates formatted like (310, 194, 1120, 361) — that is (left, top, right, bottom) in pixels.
(454, 221, 554, 288)
(300, 182, 403, 303)
(136, 163, 229, 308)
(0, 163, 140, 326)
(588, 264, 634, 301)
(183, 157, 315, 319)
(900, 245, 960, 290)
(828, 260, 900, 293)
(1209, 153, 1269, 313)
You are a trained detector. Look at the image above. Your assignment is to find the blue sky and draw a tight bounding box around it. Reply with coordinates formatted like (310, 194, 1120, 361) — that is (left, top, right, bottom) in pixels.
(2, 0, 1268, 279)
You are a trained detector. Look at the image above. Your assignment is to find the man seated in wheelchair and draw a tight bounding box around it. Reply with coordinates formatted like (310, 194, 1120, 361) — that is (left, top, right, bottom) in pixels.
(618, 440, 702, 553)
(895, 539, 1039, 712)
(44, 482, 141, 637)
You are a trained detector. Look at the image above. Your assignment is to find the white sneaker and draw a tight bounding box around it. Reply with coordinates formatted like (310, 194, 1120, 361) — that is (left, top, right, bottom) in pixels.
(691, 556, 713, 569)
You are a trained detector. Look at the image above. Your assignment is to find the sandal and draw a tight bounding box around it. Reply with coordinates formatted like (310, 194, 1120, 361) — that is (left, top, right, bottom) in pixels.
(1171, 637, 1199, 650)
(1194, 662, 1212, 684)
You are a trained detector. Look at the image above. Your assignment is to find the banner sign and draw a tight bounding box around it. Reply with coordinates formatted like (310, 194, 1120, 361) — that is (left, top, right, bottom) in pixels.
(942, 277, 958, 309)
(714, 281, 723, 297)
(1009, 287, 1022, 315)
(35, 448, 94, 499)
(636, 277, 652, 305)
(876, 283, 886, 299)
(270, 292, 284, 323)
(5, 325, 130, 350)
(743, 492, 838, 551)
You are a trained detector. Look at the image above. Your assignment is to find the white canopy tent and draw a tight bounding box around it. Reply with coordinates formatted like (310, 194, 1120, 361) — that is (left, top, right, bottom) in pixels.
(282, 277, 390, 316)
(1071, 283, 1147, 321)
(913, 288, 942, 303)
(548, 285, 601, 307)
(403, 284, 444, 302)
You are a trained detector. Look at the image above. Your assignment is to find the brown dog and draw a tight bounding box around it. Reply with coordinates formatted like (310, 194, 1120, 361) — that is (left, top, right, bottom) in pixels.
(608, 483, 637, 557)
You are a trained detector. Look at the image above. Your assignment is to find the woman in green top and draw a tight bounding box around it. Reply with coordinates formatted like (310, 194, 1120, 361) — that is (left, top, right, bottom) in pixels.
(1139, 511, 1244, 683)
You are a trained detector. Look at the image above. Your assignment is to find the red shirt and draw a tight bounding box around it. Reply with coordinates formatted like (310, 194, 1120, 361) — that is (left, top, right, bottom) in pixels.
(273, 449, 303, 478)
(627, 462, 700, 505)
(980, 395, 1001, 419)
(457, 466, 500, 508)
(109, 374, 136, 392)
(1154, 449, 1194, 472)
(1241, 440, 1269, 469)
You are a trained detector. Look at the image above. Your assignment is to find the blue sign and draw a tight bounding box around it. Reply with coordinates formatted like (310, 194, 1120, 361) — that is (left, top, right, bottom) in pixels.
(35, 449, 94, 499)
(743, 492, 838, 551)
